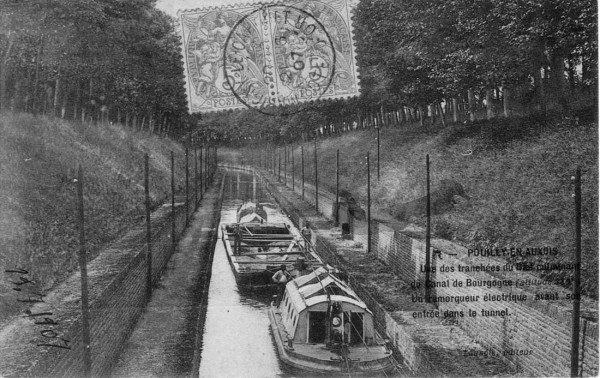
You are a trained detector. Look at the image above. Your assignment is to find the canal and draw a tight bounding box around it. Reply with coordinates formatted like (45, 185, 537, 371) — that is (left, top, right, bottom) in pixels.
(198, 169, 400, 377)
(198, 169, 285, 377)
(112, 167, 398, 377)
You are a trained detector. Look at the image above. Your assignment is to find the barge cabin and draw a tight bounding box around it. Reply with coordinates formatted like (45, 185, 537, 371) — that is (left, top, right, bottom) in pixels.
(268, 267, 395, 375)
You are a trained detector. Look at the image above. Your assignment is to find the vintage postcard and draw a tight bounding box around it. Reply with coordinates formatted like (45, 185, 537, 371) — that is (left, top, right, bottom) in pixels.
(0, 0, 597, 377)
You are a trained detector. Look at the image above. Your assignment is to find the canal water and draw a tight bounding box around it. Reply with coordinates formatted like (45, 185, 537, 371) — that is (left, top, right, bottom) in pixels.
(198, 170, 285, 377)
(198, 169, 399, 377)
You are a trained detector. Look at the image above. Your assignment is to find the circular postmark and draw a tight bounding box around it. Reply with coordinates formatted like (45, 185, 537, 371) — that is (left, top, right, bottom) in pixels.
(223, 4, 337, 116)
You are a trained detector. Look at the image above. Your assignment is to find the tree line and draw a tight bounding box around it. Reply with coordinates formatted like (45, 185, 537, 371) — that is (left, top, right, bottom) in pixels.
(199, 0, 597, 144)
(1, 0, 596, 140)
(0, 0, 189, 135)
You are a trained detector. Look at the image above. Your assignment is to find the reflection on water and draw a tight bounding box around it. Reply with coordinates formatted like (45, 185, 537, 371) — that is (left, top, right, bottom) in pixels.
(198, 227, 283, 377)
(198, 171, 285, 377)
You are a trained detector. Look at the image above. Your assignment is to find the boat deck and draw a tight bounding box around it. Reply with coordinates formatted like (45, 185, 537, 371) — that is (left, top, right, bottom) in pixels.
(270, 307, 394, 375)
(222, 220, 326, 286)
(289, 340, 392, 363)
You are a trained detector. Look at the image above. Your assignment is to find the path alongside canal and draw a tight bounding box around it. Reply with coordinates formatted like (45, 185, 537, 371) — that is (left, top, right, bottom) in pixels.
(111, 175, 223, 377)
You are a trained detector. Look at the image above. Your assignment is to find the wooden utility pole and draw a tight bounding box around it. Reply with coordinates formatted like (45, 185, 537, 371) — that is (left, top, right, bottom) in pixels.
(314, 141, 318, 212)
(196, 145, 200, 205)
(76, 165, 92, 377)
(425, 154, 431, 302)
(185, 148, 189, 223)
(377, 127, 381, 181)
(171, 152, 175, 247)
(205, 142, 208, 190)
(336, 149, 339, 225)
(301, 145, 305, 199)
(366, 152, 371, 254)
(570, 168, 582, 377)
(144, 154, 152, 300)
(284, 145, 287, 185)
(199, 146, 203, 200)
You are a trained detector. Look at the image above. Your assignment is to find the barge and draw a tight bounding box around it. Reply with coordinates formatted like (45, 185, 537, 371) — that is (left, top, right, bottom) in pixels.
(221, 201, 327, 287)
(268, 267, 396, 375)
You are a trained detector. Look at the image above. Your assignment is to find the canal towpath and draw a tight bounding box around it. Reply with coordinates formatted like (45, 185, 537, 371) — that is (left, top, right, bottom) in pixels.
(111, 173, 224, 377)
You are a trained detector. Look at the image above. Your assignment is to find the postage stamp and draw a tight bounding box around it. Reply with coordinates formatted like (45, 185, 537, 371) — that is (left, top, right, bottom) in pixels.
(178, 0, 360, 114)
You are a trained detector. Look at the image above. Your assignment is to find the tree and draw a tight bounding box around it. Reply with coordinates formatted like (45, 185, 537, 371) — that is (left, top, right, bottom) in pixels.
(0, 0, 189, 135)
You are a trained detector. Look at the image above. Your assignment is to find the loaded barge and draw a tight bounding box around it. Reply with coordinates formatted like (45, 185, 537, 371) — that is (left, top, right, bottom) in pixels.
(221, 201, 328, 287)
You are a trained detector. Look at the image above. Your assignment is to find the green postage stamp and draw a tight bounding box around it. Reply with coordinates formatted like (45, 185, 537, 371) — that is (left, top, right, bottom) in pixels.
(178, 0, 360, 114)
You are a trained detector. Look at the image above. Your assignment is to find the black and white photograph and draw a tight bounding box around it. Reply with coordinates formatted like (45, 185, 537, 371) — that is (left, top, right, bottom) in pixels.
(0, 0, 597, 376)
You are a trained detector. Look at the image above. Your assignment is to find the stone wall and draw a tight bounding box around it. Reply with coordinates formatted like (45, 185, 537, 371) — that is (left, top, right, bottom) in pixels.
(367, 219, 598, 377)
(0, 173, 217, 378)
(257, 165, 598, 377)
(45, 205, 191, 377)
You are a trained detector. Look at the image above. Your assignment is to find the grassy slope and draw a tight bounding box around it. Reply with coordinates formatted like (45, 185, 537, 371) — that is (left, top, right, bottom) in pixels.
(299, 110, 598, 298)
(0, 113, 187, 323)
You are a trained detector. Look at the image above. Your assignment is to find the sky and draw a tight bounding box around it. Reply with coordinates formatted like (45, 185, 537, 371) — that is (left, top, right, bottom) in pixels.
(155, 0, 259, 17)
(155, 0, 359, 17)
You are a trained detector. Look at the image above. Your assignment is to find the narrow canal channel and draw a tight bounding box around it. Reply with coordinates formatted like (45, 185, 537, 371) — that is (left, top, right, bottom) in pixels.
(198, 169, 398, 377)
(198, 169, 285, 377)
